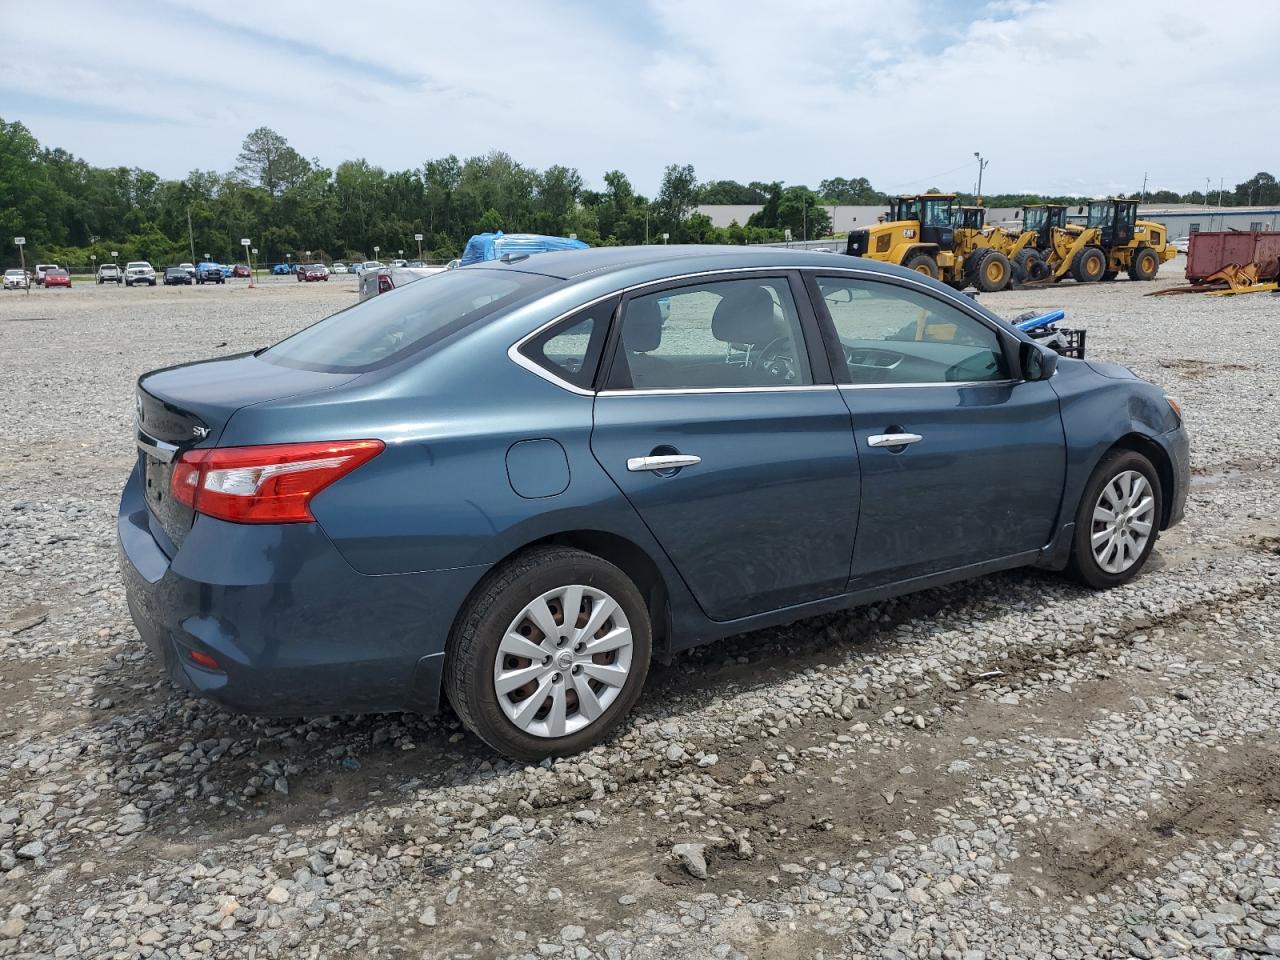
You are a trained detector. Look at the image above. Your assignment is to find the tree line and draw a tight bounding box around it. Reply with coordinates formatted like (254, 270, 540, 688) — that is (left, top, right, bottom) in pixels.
(1, 117, 1274, 270)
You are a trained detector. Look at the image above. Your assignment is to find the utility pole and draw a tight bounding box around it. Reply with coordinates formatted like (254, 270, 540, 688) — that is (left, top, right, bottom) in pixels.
(973, 152, 989, 205)
(1139, 172, 1148, 205)
(186, 205, 196, 264)
(1217, 176, 1224, 230)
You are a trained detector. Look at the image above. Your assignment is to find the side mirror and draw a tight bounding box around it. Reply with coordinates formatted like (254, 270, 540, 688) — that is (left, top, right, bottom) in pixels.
(1019, 340, 1058, 381)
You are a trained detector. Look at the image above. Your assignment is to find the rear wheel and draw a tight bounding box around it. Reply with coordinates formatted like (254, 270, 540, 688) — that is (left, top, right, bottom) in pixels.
(973, 250, 1012, 291)
(902, 253, 938, 279)
(1013, 248, 1050, 282)
(1071, 246, 1106, 283)
(445, 547, 652, 761)
(1128, 247, 1160, 281)
(1067, 450, 1162, 589)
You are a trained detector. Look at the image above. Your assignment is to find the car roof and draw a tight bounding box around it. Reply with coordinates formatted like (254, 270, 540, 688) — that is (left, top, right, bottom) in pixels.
(475, 244, 893, 282)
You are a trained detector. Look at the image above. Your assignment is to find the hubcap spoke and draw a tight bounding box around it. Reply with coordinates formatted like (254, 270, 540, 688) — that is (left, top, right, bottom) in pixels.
(582, 662, 629, 688)
(571, 672, 604, 722)
(510, 674, 554, 730)
(545, 682, 568, 738)
(495, 662, 546, 696)
(524, 597, 561, 643)
(583, 625, 632, 656)
(499, 632, 548, 662)
(575, 596, 618, 644)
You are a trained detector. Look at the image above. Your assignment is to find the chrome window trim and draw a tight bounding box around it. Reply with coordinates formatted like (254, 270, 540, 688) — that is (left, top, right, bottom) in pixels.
(837, 379, 1018, 391)
(598, 385, 839, 398)
(507, 264, 1026, 395)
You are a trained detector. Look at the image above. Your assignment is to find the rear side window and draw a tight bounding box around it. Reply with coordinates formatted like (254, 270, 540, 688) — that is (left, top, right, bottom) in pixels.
(262, 268, 555, 373)
(519, 296, 618, 390)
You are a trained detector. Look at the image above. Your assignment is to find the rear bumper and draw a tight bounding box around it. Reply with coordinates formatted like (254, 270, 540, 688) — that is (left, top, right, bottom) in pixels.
(117, 463, 488, 717)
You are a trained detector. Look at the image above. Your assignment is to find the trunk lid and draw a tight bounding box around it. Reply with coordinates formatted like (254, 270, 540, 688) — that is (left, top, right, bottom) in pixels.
(136, 353, 358, 551)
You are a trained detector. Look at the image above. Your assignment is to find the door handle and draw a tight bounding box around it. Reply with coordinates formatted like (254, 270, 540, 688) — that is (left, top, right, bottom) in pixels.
(867, 432, 923, 448)
(627, 454, 702, 472)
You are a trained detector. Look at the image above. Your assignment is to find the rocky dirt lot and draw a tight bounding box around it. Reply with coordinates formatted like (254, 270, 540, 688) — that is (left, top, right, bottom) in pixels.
(0, 266, 1278, 960)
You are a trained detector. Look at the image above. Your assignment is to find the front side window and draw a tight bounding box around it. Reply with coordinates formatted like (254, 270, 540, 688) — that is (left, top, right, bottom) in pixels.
(607, 277, 812, 390)
(814, 276, 1008, 385)
(263, 268, 554, 373)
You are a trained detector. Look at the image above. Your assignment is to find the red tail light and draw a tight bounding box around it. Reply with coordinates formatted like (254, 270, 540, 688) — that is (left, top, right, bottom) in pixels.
(378, 274, 394, 293)
(171, 440, 384, 523)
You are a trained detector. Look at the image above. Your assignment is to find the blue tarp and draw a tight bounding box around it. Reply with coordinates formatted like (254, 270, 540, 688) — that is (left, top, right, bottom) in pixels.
(459, 232, 589, 266)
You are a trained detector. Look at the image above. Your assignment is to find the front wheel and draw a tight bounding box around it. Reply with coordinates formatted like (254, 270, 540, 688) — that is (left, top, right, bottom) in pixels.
(1068, 450, 1162, 589)
(445, 547, 652, 761)
(902, 253, 938, 279)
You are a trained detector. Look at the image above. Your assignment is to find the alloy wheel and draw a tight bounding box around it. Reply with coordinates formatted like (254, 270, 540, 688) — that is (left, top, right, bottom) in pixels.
(1091, 470, 1155, 574)
(493, 585, 633, 739)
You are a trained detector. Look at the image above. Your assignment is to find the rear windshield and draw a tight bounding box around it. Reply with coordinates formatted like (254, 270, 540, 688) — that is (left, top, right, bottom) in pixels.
(261, 267, 555, 373)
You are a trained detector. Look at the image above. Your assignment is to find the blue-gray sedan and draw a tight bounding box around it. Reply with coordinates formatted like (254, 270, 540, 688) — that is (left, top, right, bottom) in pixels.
(119, 246, 1189, 759)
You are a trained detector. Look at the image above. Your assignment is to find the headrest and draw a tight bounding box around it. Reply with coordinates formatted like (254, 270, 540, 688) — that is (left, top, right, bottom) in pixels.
(624, 297, 664, 352)
(711, 286, 782, 345)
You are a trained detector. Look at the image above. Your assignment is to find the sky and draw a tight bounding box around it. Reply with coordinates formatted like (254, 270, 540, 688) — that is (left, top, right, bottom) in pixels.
(1, 0, 1275, 199)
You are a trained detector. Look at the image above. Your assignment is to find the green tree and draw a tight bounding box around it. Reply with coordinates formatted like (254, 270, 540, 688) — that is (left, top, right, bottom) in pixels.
(654, 163, 698, 240)
(234, 127, 312, 198)
(817, 176, 883, 204)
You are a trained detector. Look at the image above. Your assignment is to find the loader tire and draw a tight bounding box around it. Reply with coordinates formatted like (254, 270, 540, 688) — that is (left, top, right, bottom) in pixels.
(1102, 270, 1119, 281)
(1128, 247, 1160, 281)
(1071, 246, 1106, 283)
(1013, 249, 1050, 283)
(973, 250, 1012, 292)
(965, 249, 989, 285)
(903, 253, 938, 279)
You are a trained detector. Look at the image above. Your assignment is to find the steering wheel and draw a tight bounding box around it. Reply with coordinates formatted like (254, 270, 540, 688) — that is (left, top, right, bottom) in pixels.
(753, 335, 798, 383)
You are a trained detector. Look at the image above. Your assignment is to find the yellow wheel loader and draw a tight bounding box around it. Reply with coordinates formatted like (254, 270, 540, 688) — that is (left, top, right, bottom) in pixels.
(845, 194, 1014, 292)
(1042, 199, 1176, 283)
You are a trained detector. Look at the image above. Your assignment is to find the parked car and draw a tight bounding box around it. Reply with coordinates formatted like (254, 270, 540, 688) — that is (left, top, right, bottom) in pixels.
(331, 262, 348, 274)
(125, 261, 157, 287)
(119, 246, 1189, 760)
(43, 268, 71, 288)
(232, 264, 251, 278)
(354, 260, 384, 274)
(298, 263, 329, 282)
(406, 260, 428, 268)
(1171, 236, 1191, 254)
(164, 266, 192, 286)
(180, 262, 196, 278)
(195, 262, 224, 285)
(358, 263, 445, 301)
(97, 264, 123, 285)
(34, 264, 60, 286)
(218, 265, 234, 278)
(4, 268, 30, 290)
(391, 258, 407, 268)
(272, 264, 292, 276)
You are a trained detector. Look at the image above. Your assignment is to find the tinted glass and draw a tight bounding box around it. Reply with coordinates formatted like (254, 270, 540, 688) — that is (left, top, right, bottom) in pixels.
(815, 276, 1007, 385)
(607, 277, 812, 390)
(520, 297, 618, 390)
(262, 268, 554, 373)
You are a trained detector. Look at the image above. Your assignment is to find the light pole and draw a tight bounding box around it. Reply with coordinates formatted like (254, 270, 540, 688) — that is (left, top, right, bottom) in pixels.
(414, 233, 423, 260)
(974, 152, 989, 204)
(252, 248, 259, 286)
(398, 249, 403, 261)
(90, 254, 97, 278)
(241, 238, 253, 288)
(14, 237, 27, 294)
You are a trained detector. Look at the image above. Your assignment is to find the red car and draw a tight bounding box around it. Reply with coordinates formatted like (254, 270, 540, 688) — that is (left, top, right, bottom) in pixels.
(232, 264, 251, 278)
(297, 264, 329, 282)
(43, 268, 71, 288)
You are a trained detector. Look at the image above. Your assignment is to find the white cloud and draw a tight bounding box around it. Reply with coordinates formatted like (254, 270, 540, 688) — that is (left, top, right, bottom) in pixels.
(1, 0, 1274, 198)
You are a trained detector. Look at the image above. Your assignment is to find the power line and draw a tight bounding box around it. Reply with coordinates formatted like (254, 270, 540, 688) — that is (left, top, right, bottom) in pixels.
(886, 160, 977, 191)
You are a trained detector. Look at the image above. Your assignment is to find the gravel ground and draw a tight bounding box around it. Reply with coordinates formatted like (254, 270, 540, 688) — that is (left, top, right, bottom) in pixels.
(1, 263, 1278, 960)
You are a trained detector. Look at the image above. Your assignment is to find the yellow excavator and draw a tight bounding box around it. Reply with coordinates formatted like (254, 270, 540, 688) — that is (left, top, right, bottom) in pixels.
(1041, 199, 1176, 283)
(845, 194, 1014, 291)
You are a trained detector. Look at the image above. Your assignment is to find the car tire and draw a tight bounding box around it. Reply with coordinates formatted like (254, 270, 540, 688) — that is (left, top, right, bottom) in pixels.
(445, 546, 652, 761)
(1067, 449, 1163, 589)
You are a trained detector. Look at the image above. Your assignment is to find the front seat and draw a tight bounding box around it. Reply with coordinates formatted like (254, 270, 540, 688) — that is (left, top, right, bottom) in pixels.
(620, 297, 671, 388)
(711, 286, 789, 384)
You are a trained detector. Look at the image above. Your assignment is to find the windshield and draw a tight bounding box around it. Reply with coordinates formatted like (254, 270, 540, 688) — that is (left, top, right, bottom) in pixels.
(261, 267, 556, 373)
(5, 270, 22, 277)
(920, 199, 953, 226)
(1087, 203, 1114, 228)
